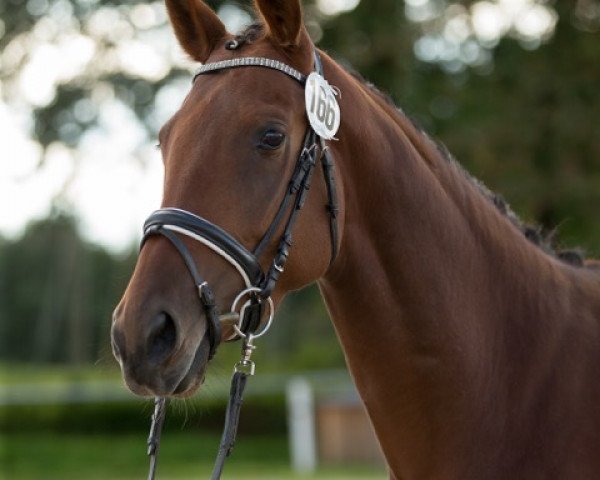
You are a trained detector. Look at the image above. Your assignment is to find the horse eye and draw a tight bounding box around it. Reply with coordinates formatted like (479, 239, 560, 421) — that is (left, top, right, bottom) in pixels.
(259, 130, 285, 150)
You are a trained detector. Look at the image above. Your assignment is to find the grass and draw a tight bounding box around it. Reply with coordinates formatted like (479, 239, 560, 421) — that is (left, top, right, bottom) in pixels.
(1, 364, 385, 479)
(2, 432, 386, 480)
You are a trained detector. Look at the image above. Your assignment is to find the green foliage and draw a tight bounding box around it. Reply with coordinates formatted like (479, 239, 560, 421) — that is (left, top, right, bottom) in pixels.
(2, 0, 231, 147)
(3, 432, 385, 479)
(2, 432, 290, 480)
(0, 213, 136, 363)
(431, 14, 600, 254)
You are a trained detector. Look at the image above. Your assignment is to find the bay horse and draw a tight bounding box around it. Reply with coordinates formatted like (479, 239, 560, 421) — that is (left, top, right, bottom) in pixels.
(111, 0, 600, 478)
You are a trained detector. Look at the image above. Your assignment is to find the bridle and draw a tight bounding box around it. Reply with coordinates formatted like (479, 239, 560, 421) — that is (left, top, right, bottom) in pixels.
(142, 47, 339, 479)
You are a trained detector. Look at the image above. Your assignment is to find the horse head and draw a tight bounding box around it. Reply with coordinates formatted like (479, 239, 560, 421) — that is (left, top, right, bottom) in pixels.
(111, 0, 342, 397)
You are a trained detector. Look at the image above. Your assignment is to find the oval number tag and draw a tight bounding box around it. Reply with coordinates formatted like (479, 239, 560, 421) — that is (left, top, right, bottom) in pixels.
(305, 72, 340, 140)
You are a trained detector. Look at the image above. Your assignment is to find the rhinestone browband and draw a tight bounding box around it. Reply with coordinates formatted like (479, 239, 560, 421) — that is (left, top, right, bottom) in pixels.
(193, 57, 307, 84)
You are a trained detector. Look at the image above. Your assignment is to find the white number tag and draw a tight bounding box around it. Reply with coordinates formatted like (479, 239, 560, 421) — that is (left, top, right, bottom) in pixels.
(305, 72, 340, 140)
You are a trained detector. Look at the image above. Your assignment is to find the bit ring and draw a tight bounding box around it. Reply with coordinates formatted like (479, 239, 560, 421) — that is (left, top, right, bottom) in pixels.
(230, 287, 274, 340)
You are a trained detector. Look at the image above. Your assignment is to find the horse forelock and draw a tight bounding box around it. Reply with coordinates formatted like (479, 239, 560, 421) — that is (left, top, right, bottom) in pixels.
(233, 22, 265, 45)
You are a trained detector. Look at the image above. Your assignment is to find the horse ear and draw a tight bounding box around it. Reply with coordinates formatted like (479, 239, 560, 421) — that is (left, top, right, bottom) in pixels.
(254, 0, 304, 47)
(165, 0, 228, 62)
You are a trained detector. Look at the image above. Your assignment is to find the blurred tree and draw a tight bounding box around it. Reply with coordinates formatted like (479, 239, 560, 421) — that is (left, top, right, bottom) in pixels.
(0, 212, 136, 363)
(1, 0, 229, 150)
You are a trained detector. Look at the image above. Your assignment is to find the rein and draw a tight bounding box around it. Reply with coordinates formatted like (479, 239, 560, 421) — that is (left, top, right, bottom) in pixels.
(142, 48, 339, 479)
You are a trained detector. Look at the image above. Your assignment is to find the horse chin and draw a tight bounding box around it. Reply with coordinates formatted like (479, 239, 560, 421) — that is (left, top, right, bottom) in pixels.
(121, 335, 210, 398)
(170, 337, 210, 398)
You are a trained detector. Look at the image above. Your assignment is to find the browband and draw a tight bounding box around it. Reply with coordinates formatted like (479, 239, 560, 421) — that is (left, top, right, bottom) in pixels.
(194, 57, 307, 84)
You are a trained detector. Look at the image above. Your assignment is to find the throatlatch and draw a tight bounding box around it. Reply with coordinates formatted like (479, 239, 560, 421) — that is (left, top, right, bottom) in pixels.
(143, 47, 339, 480)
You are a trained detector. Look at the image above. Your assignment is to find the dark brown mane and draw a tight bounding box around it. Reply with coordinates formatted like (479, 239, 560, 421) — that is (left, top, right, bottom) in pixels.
(344, 66, 586, 266)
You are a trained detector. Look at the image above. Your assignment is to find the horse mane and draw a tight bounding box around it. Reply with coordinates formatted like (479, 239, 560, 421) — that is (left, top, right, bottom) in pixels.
(344, 67, 587, 267)
(232, 23, 586, 267)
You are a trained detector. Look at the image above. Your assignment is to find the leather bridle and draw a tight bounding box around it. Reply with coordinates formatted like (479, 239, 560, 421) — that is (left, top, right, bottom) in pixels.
(143, 48, 339, 479)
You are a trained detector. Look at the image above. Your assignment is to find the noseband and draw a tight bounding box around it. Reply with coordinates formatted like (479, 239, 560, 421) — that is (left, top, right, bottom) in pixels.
(142, 49, 339, 479)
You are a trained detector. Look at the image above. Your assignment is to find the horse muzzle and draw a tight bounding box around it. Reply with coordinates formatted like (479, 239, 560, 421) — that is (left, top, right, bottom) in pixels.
(111, 304, 214, 397)
(111, 207, 274, 397)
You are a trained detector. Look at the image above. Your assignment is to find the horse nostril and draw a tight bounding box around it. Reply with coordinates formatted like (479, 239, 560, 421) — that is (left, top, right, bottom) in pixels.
(146, 311, 178, 363)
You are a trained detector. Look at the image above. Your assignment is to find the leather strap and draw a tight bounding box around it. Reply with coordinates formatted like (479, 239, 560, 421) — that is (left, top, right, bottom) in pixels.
(147, 397, 168, 480)
(253, 129, 314, 258)
(142, 226, 221, 360)
(210, 371, 249, 480)
(260, 130, 320, 297)
(320, 141, 339, 265)
(145, 209, 264, 286)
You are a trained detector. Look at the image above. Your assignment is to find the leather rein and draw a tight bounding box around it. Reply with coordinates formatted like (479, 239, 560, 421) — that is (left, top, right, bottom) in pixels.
(142, 49, 339, 479)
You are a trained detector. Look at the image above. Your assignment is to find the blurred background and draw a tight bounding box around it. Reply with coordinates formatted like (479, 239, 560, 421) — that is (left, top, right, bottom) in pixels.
(1, 0, 599, 478)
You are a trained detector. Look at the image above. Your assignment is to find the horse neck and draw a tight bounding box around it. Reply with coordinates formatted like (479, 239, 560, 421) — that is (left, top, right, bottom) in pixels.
(317, 63, 572, 474)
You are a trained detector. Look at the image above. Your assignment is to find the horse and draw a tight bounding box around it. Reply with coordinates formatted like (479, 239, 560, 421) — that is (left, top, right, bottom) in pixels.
(111, 1, 600, 478)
